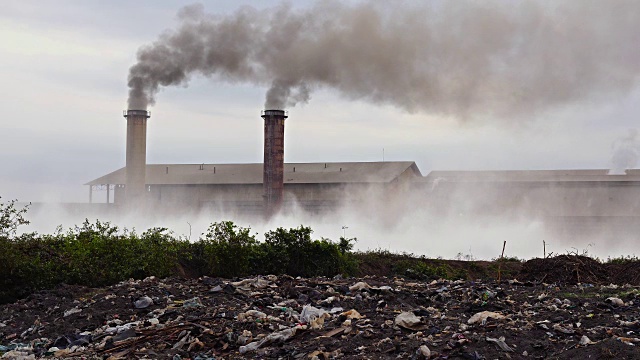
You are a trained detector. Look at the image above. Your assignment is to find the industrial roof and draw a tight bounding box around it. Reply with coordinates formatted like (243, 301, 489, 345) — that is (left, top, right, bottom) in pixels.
(86, 161, 421, 186)
(419, 169, 640, 183)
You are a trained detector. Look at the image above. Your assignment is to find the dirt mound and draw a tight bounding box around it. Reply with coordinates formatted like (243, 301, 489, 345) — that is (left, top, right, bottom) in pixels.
(610, 262, 640, 286)
(519, 255, 610, 284)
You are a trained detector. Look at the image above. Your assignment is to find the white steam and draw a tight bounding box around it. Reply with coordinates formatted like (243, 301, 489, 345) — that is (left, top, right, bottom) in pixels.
(610, 129, 640, 175)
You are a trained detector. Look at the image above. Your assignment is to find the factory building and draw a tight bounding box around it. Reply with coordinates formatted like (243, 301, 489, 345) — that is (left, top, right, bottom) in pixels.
(85, 108, 640, 226)
(417, 169, 640, 218)
(86, 161, 422, 214)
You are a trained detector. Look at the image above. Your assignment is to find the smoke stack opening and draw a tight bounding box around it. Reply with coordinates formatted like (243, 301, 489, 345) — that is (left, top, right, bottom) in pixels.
(262, 109, 288, 218)
(123, 109, 151, 206)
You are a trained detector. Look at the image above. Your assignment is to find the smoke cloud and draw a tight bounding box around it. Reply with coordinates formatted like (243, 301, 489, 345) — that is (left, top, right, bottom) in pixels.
(610, 129, 640, 174)
(128, 1, 640, 119)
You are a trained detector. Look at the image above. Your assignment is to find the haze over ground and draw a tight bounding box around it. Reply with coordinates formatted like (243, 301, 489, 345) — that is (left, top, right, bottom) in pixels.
(2, 1, 640, 259)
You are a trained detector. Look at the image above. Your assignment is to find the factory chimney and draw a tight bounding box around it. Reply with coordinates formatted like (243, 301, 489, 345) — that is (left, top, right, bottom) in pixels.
(262, 109, 287, 217)
(123, 109, 150, 205)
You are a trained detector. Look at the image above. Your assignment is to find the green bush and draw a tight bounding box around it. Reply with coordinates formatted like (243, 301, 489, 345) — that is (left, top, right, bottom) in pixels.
(198, 221, 259, 277)
(259, 226, 357, 277)
(393, 259, 451, 280)
(0, 198, 358, 303)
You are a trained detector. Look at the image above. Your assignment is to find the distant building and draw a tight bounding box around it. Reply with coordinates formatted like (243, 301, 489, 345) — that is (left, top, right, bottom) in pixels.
(86, 161, 422, 214)
(416, 169, 640, 217)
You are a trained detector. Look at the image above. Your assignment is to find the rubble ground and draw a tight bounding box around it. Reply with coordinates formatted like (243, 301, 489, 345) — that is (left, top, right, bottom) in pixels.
(3, 256, 640, 359)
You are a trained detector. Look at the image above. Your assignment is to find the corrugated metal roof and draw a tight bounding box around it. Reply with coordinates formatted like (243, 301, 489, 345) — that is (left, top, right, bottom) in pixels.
(86, 161, 420, 186)
(418, 169, 640, 183)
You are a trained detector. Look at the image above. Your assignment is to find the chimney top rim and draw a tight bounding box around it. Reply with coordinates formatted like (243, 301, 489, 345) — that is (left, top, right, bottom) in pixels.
(123, 110, 151, 118)
(261, 109, 288, 118)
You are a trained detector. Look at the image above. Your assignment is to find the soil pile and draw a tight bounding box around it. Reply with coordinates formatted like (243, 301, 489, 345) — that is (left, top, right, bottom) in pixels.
(519, 255, 610, 285)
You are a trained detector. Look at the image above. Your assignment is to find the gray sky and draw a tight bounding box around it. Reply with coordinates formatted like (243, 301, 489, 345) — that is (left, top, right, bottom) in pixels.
(1, 0, 639, 203)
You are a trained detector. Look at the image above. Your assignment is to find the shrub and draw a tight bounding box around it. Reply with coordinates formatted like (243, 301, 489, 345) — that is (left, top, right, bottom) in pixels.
(0, 197, 30, 238)
(259, 226, 356, 277)
(198, 221, 259, 277)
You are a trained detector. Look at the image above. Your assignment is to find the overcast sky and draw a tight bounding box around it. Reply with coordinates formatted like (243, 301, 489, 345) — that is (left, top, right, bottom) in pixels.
(2, 0, 639, 204)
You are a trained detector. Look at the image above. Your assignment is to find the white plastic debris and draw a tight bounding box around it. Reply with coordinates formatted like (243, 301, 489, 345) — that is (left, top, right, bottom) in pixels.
(467, 311, 505, 325)
(486, 336, 514, 352)
(300, 305, 330, 329)
(134, 296, 153, 309)
(580, 335, 595, 345)
(395, 312, 428, 331)
(349, 282, 371, 291)
(606, 297, 624, 307)
(373, 285, 394, 292)
(239, 327, 299, 354)
(244, 310, 268, 319)
(63, 307, 82, 317)
(1, 350, 36, 359)
(232, 277, 271, 289)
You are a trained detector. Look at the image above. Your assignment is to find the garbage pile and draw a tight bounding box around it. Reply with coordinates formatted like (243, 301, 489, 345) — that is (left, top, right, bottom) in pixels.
(3, 270, 640, 359)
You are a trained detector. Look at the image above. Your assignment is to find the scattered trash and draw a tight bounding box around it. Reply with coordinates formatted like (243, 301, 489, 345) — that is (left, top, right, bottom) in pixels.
(182, 297, 203, 308)
(3, 265, 640, 358)
(606, 297, 625, 306)
(486, 336, 514, 352)
(134, 296, 153, 309)
(300, 305, 330, 329)
(348, 281, 371, 292)
(468, 311, 506, 325)
(63, 307, 81, 317)
(239, 326, 299, 354)
(580, 335, 595, 345)
(553, 323, 575, 334)
(395, 312, 429, 331)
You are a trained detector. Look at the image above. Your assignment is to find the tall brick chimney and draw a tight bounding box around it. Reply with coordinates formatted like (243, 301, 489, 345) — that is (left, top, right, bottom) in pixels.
(123, 109, 150, 205)
(262, 109, 287, 217)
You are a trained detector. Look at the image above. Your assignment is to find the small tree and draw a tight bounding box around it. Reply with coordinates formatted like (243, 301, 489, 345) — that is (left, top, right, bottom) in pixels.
(0, 197, 30, 238)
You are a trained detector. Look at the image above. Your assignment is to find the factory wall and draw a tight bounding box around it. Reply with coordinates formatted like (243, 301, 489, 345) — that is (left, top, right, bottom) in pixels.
(122, 180, 404, 215)
(415, 181, 640, 218)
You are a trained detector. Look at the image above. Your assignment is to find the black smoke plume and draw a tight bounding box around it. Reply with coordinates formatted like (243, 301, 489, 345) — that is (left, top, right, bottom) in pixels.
(128, 1, 640, 120)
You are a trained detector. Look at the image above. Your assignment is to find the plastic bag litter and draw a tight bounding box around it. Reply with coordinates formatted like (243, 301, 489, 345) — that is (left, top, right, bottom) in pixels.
(606, 297, 624, 306)
(486, 336, 514, 352)
(1, 350, 35, 360)
(395, 312, 429, 331)
(349, 282, 371, 292)
(580, 335, 595, 345)
(239, 327, 298, 354)
(183, 297, 203, 308)
(238, 310, 268, 322)
(63, 307, 82, 317)
(134, 296, 153, 309)
(231, 277, 271, 289)
(300, 305, 330, 329)
(467, 311, 505, 325)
